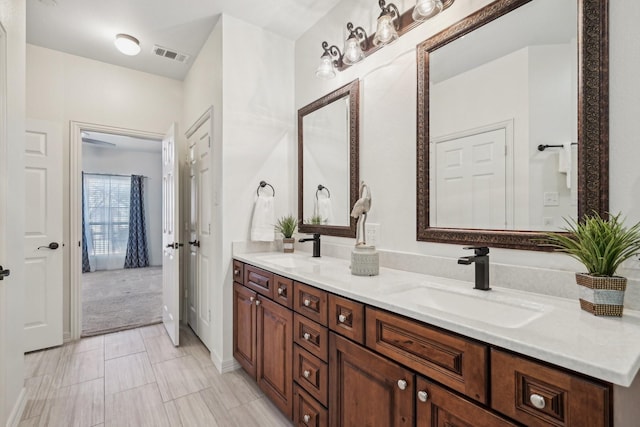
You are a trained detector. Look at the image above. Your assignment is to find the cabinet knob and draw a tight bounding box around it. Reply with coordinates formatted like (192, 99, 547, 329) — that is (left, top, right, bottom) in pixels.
(277, 287, 284, 295)
(234, 269, 240, 275)
(397, 379, 408, 391)
(303, 298, 311, 307)
(303, 332, 311, 341)
(303, 370, 311, 378)
(417, 390, 429, 402)
(249, 296, 255, 303)
(338, 314, 347, 323)
(303, 414, 311, 423)
(529, 393, 546, 409)
(255, 300, 261, 306)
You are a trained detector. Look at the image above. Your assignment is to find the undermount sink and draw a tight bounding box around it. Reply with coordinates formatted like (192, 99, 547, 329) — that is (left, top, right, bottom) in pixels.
(256, 254, 321, 271)
(387, 285, 548, 329)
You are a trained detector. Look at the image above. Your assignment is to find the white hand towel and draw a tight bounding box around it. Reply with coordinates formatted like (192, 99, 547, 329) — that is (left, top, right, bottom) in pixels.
(315, 196, 333, 224)
(558, 142, 572, 189)
(251, 195, 275, 241)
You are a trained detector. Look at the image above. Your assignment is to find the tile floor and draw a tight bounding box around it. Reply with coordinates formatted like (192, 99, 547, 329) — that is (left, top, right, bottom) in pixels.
(21, 324, 293, 427)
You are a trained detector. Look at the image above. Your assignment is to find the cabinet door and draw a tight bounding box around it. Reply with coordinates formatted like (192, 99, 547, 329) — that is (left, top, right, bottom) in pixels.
(233, 283, 257, 378)
(416, 377, 517, 427)
(257, 295, 293, 419)
(330, 333, 414, 427)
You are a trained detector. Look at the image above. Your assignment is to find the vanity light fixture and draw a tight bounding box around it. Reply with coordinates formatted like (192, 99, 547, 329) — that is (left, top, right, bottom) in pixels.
(413, 0, 454, 21)
(114, 33, 141, 56)
(315, 41, 343, 79)
(343, 23, 369, 66)
(373, 0, 400, 46)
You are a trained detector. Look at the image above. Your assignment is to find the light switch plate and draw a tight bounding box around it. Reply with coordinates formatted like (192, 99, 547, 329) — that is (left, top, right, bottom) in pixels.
(543, 192, 559, 206)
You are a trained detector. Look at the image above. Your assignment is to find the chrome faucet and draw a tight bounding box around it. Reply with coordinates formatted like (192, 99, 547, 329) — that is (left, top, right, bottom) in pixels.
(299, 233, 321, 257)
(458, 246, 490, 290)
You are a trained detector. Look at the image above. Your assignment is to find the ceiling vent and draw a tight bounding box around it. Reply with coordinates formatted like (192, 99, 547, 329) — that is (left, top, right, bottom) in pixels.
(152, 45, 190, 64)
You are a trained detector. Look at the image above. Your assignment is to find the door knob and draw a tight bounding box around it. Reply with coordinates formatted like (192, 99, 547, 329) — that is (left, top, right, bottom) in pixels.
(397, 379, 408, 390)
(0, 266, 10, 281)
(417, 390, 429, 402)
(166, 242, 183, 249)
(38, 242, 59, 250)
(188, 240, 200, 247)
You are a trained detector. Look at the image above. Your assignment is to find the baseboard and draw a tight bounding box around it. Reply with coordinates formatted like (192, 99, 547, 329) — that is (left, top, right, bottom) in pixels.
(211, 350, 240, 374)
(6, 387, 26, 427)
(63, 331, 72, 343)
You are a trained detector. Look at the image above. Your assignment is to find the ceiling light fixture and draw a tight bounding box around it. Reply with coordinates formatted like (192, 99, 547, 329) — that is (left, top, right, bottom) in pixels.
(413, 0, 455, 21)
(373, 0, 400, 47)
(343, 23, 369, 66)
(114, 33, 141, 56)
(315, 41, 343, 79)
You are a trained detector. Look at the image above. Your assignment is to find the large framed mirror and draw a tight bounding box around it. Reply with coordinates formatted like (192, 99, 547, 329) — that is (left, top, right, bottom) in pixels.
(298, 79, 360, 238)
(417, 0, 608, 250)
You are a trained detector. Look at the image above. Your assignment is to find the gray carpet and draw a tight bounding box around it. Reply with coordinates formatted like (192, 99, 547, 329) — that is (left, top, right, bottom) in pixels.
(82, 266, 162, 337)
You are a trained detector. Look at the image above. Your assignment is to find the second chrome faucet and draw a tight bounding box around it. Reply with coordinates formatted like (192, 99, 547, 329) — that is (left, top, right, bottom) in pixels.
(458, 246, 490, 290)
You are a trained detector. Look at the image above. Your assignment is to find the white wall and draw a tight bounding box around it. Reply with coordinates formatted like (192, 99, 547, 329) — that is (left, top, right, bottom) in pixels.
(26, 44, 183, 338)
(0, 0, 25, 424)
(183, 14, 295, 369)
(295, 0, 640, 310)
(82, 145, 163, 267)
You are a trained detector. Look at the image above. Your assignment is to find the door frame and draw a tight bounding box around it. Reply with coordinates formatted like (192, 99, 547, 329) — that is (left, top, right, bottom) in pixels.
(69, 121, 165, 340)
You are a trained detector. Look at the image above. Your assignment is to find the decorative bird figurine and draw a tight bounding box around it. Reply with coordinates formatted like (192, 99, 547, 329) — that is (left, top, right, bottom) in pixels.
(350, 181, 372, 246)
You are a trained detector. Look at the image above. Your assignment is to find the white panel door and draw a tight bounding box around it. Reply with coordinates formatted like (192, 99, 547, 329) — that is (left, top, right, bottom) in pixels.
(435, 128, 507, 229)
(162, 123, 180, 346)
(24, 119, 63, 352)
(185, 115, 212, 350)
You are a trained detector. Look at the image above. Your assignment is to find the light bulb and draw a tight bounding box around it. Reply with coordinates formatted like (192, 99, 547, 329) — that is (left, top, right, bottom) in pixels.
(343, 37, 365, 65)
(315, 54, 336, 79)
(412, 0, 443, 21)
(373, 14, 398, 46)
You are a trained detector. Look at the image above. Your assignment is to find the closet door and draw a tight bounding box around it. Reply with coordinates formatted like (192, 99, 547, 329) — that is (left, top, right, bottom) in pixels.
(186, 136, 198, 331)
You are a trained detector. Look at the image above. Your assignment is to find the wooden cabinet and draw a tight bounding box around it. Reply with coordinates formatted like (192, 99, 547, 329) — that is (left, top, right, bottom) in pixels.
(274, 275, 293, 308)
(232, 260, 244, 283)
(491, 349, 611, 427)
(293, 344, 328, 406)
(294, 282, 328, 326)
(416, 377, 517, 427)
(244, 264, 274, 298)
(294, 313, 328, 362)
(233, 282, 257, 378)
(293, 384, 328, 427)
(366, 307, 488, 403)
(328, 294, 364, 344)
(330, 332, 414, 427)
(257, 296, 293, 418)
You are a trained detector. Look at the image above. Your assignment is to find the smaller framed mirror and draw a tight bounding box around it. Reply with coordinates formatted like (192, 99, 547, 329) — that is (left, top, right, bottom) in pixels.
(298, 79, 360, 238)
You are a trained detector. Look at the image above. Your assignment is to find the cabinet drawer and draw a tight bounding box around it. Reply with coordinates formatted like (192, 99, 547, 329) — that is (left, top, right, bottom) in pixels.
(294, 282, 328, 326)
(232, 260, 244, 284)
(293, 344, 328, 407)
(491, 349, 611, 427)
(244, 265, 274, 298)
(366, 307, 488, 403)
(416, 377, 517, 426)
(294, 313, 328, 362)
(328, 294, 364, 344)
(293, 384, 327, 427)
(273, 275, 293, 309)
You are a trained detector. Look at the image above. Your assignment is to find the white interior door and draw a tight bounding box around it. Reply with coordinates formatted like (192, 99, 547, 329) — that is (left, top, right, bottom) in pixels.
(162, 123, 180, 346)
(24, 119, 63, 352)
(435, 128, 507, 229)
(185, 115, 212, 350)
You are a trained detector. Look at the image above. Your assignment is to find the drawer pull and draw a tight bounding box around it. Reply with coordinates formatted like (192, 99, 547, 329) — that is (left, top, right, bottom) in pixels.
(303, 332, 311, 341)
(397, 379, 408, 391)
(255, 300, 261, 306)
(530, 393, 546, 409)
(277, 287, 284, 295)
(303, 414, 311, 423)
(234, 269, 240, 275)
(249, 296, 255, 303)
(303, 369, 311, 378)
(304, 298, 311, 307)
(338, 314, 347, 323)
(417, 390, 429, 402)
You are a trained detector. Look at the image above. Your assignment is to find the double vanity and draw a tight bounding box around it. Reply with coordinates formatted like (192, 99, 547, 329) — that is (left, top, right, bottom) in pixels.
(232, 251, 640, 426)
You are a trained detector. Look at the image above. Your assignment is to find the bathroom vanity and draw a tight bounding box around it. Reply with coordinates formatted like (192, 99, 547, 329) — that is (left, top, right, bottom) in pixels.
(232, 252, 640, 426)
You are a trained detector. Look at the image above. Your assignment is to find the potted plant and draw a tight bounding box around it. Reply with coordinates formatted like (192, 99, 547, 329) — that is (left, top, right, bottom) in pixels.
(275, 215, 298, 253)
(543, 212, 640, 316)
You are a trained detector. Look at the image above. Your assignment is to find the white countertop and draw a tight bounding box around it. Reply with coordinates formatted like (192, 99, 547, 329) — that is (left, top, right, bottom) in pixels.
(234, 251, 640, 387)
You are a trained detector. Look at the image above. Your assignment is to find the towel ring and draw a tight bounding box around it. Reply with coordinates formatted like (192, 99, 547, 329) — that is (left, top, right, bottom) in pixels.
(257, 180, 275, 197)
(316, 184, 330, 200)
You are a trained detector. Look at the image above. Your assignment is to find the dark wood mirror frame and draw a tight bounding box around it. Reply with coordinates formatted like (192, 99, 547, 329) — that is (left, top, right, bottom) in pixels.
(416, 0, 608, 250)
(298, 79, 360, 238)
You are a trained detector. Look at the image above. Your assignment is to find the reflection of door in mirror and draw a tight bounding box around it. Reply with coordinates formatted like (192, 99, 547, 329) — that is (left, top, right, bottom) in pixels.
(429, 0, 577, 232)
(302, 97, 350, 226)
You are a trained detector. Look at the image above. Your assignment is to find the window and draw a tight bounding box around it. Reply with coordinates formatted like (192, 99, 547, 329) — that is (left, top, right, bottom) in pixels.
(84, 174, 131, 256)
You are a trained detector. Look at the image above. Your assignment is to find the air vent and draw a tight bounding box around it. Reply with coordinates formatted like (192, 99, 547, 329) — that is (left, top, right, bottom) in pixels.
(152, 45, 190, 64)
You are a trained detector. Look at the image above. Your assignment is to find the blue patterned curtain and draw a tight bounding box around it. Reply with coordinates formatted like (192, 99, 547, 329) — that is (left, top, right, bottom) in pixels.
(81, 172, 91, 273)
(124, 175, 149, 268)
